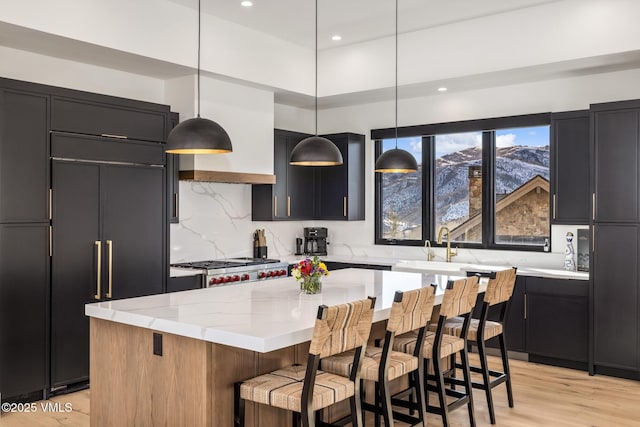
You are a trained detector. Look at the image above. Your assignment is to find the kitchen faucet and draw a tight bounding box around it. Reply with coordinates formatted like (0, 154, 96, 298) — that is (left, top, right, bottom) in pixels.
(424, 240, 435, 261)
(437, 226, 457, 262)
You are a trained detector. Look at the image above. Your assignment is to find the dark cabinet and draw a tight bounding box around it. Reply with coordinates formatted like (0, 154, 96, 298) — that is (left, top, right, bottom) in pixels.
(252, 129, 365, 221)
(168, 112, 180, 223)
(503, 276, 526, 352)
(324, 261, 392, 271)
(168, 275, 204, 292)
(592, 101, 640, 223)
(550, 111, 590, 224)
(0, 87, 49, 223)
(51, 96, 168, 142)
(51, 136, 165, 388)
(252, 129, 316, 220)
(0, 224, 49, 399)
(592, 223, 639, 373)
(317, 133, 365, 220)
(526, 277, 588, 367)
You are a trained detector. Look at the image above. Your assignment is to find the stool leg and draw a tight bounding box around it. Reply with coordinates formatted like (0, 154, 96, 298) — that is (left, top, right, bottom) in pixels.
(381, 375, 393, 427)
(499, 333, 514, 408)
(234, 383, 244, 427)
(460, 347, 476, 427)
(350, 392, 364, 427)
(433, 354, 450, 427)
(413, 360, 428, 426)
(374, 383, 381, 427)
(477, 336, 496, 424)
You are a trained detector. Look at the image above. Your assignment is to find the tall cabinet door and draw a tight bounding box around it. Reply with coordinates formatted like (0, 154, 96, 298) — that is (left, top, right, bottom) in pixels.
(592, 223, 639, 371)
(102, 164, 165, 299)
(51, 161, 101, 388)
(593, 108, 640, 222)
(286, 136, 316, 219)
(0, 223, 49, 398)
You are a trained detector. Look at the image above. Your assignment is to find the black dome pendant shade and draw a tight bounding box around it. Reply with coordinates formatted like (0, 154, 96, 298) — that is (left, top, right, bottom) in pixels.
(165, 0, 232, 155)
(374, 147, 418, 172)
(374, 0, 417, 174)
(166, 117, 232, 154)
(289, 0, 343, 167)
(290, 135, 343, 166)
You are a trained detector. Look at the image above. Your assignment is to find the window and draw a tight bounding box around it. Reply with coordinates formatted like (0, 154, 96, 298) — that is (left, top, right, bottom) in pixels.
(494, 126, 550, 245)
(434, 132, 483, 244)
(374, 114, 551, 250)
(378, 137, 422, 240)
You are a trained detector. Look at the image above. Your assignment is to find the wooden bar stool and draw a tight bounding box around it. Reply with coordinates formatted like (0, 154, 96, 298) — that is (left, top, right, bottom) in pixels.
(392, 275, 480, 427)
(321, 286, 436, 427)
(234, 297, 376, 427)
(443, 267, 517, 424)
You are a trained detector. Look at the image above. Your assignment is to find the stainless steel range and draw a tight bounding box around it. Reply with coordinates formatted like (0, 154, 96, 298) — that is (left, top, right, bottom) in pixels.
(170, 258, 289, 288)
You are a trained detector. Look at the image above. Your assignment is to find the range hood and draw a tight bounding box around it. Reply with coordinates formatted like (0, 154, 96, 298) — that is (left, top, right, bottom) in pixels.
(178, 170, 276, 185)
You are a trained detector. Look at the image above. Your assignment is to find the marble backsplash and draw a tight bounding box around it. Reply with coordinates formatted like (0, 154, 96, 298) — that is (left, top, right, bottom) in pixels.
(170, 181, 584, 270)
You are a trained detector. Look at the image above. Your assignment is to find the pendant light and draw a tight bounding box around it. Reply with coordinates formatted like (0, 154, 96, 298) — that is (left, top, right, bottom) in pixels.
(374, 0, 417, 173)
(166, 0, 233, 154)
(289, 0, 343, 166)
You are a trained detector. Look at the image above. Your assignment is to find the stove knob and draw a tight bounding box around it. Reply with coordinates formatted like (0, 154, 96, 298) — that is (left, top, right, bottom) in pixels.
(258, 272, 266, 279)
(268, 271, 276, 277)
(241, 274, 250, 281)
(219, 276, 227, 284)
(233, 275, 240, 282)
(226, 276, 233, 283)
(209, 277, 218, 285)
(279, 269, 287, 276)
(272, 270, 280, 277)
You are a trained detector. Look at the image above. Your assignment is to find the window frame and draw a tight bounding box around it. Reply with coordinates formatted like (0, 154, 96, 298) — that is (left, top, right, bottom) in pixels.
(373, 113, 551, 251)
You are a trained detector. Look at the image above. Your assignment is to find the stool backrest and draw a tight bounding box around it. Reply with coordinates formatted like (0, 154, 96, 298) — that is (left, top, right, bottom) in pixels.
(483, 267, 517, 306)
(387, 286, 436, 336)
(439, 276, 480, 318)
(309, 297, 376, 358)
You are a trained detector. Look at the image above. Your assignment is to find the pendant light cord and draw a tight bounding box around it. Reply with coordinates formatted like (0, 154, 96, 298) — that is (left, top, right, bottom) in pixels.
(197, 0, 202, 118)
(394, 0, 398, 148)
(314, 0, 318, 136)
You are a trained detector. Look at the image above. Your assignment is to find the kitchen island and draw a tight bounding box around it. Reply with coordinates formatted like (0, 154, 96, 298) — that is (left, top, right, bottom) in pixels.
(85, 268, 479, 426)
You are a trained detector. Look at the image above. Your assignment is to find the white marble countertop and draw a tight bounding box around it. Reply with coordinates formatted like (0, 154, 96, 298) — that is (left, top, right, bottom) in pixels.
(86, 268, 476, 353)
(283, 255, 588, 281)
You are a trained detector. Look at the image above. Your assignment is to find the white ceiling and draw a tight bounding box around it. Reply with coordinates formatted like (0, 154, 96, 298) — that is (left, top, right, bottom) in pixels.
(169, 0, 561, 50)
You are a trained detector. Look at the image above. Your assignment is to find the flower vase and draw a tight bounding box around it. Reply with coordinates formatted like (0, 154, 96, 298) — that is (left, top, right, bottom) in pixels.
(301, 276, 322, 294)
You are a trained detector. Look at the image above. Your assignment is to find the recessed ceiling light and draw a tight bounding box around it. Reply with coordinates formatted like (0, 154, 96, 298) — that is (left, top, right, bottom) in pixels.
(437, 87, 448, 92)
(331, 35, 342, 41)
(241, 1, 253, 7)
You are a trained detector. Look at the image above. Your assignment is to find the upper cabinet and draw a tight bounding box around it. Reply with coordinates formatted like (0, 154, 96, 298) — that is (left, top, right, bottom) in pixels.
(0, 84, 49, 223)
(316, 133, 365, 221)
(51, 95, 168, 142)
(550, 110, 590, 224)
(252, 129, 365, 221)
(592, 100, 640, 223)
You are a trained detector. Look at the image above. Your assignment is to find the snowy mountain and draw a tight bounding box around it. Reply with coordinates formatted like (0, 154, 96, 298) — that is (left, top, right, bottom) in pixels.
(381, 145, 549, 234)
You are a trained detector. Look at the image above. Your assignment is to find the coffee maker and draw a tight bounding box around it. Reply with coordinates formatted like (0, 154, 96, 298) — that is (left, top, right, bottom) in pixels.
(303, 227, 328, 256)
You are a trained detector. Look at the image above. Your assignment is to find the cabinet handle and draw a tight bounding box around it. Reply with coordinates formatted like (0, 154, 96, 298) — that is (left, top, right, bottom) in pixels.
(100, 133, 128, 139)
(106, 240, 113, 299)
(552, 194, 556, 219)
(173, 193, 178, 218)
(592, 193, 596, 221)
(287, 196, 291, 217)
(49, 189, 53, 220)
(274, 195, 277, 217)
(343, 196, 347, 217)
(523, 294, 527, 320)
(94, 241, 102, 300)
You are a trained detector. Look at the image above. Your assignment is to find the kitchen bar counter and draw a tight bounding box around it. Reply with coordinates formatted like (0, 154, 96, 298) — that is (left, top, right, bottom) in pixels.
(87, 269, 471, 353)
(86, 269, 479, 426)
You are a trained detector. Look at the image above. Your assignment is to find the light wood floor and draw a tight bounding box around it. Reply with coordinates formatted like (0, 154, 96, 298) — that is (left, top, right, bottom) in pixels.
(1, 355, 639, 426)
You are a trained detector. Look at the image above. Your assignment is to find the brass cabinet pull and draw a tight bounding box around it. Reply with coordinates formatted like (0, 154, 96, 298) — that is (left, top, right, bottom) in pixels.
(523, 294, 527, 320)
(100, 133, 128, 139)
(592, 193, 596, 221)
(274, 195, 277, 217)
(343, 196, 347, 217)
(94, 241, 102, 300)
(106, 240, 113, 299)
(287, 196, 291, 217)
(552, 194, 556, 219)
(173, 193, 178, 218)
